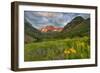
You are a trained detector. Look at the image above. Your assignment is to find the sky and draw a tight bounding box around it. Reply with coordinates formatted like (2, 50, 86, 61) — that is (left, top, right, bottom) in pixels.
(24, 11, 90, 29)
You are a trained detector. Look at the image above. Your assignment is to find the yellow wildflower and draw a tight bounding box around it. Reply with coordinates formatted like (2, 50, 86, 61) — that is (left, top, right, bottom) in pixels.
(69, 48, 77, 54)
(64, 49, 70, 55)
(64, 48, 77, 55)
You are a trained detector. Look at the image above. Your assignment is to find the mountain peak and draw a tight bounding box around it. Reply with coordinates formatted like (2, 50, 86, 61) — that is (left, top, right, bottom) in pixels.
(86, 18, 90, 21)
(62, 16, 85, 32)
(62, 16, 90, 37)
(40, 25, 63, 32)
(72, 16, 84, 22)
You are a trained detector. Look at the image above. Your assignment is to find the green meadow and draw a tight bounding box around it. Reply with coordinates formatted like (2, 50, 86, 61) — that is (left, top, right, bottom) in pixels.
(24, 15, 90, 61)
(24, 36, 90, 61)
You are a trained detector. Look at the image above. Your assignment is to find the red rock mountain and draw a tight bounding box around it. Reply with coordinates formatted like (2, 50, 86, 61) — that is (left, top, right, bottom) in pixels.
(40, 25, 63, 32)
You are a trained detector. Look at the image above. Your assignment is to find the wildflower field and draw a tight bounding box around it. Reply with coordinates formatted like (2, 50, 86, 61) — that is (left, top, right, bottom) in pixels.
(24, 36, 90, 61)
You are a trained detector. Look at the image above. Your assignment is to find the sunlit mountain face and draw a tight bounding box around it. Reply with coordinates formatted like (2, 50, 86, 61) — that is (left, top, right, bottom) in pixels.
(24, 11, 90, 30)
(40, 25, 63, 32)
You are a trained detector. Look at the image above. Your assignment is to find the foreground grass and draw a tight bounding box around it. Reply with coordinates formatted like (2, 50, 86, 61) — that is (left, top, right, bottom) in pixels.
(24, 37, 90, 61)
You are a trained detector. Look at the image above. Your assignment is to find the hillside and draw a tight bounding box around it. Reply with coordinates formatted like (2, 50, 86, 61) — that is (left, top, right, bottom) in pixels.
(61, 16, 90, 38)
(63, 16, 85, 31)
(24, 19, 43, 43)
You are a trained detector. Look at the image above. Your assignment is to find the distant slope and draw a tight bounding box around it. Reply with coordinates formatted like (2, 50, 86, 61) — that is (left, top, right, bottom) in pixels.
(61, 16, 90, 38)
(24, 19, 43, 43)
(40, 25, 63, 32)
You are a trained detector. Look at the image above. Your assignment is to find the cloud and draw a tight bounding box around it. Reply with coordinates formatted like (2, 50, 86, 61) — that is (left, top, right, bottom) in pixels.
(24, 11, 90, 29)
(35, 12, 58, 17)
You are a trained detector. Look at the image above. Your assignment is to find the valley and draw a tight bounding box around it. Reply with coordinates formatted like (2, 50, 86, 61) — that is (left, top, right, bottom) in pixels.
(24, 16, 90, 61)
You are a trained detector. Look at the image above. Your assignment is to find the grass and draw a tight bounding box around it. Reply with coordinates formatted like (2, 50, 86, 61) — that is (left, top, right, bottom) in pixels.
(24, 36, 90, 61)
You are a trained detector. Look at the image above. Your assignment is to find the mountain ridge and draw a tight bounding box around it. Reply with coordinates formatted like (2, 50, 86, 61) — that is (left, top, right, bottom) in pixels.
(24, 16, 90, 43)
(61, 16, 90, 38)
